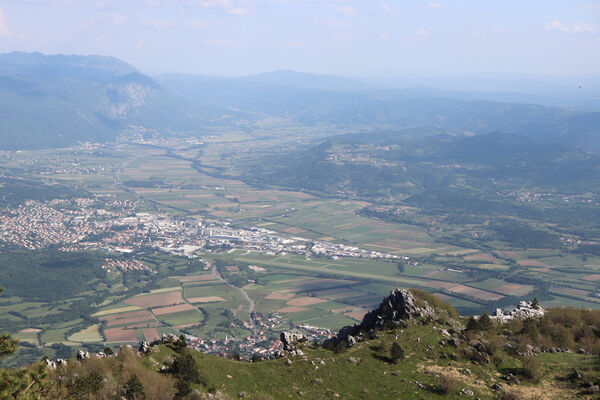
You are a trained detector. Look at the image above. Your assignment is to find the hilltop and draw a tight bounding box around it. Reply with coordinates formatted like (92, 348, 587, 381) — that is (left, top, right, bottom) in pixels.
(3, 288, 600, 399)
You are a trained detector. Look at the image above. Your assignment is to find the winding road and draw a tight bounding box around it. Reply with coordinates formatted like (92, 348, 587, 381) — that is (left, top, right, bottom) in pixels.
(210, 263, 258, 338)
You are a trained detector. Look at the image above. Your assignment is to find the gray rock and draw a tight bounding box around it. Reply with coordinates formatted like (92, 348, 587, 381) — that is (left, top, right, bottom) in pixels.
(491, 383, 503, 392)
(139, 340, 150, 354)
(348, 357, 359, 365)
(76, 349, 90, 361)
(347, 335, 357, 347)
(570, 369, 583, 380)
(280, 332, 305, 351)
(460, 388, 474, 396)
(285, 359, 293, 366)
(296, 349, 304, 356)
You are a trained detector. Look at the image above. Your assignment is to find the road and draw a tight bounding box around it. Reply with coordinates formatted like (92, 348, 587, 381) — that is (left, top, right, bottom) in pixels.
(210, 263, 258, 338)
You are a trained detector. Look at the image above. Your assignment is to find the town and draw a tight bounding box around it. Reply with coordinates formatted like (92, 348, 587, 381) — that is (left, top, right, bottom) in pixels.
(0, 193, 408, 262)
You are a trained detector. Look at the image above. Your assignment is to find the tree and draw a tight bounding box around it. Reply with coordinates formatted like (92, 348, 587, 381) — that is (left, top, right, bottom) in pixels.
(0, 288, 18, 357)
(531, 298, 539, 309)
(171, 348, 201, 398)
(465, 316, 480, 331)
(123, 375, 146, 400)
(390, 342, 404, 364)
(478, 312, 493, 331)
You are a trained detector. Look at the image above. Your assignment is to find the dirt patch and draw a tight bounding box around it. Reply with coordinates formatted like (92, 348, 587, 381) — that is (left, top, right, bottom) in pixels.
(142, 328, 160, 342)
(287, 297, 328, 306)
(125, 291, 185, 309)
(19, 328, 41, 333)
(152, 303, 195, 315)
(265, 291, 296, 300)
(277, 306, 307, 313)
(225, 266, 239, 272)
(187, 296, 226, 303)
(447, 284, 504, 301)
(581, 274, 600, 281)
(104, 328, 138, 342)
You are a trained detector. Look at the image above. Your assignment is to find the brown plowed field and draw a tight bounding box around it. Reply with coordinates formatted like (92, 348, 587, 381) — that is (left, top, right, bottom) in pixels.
(125, 291, 184, 308)
(286, 297, 327, 306)
(143, 328, 160, 341)
(104, 328, 137, 342)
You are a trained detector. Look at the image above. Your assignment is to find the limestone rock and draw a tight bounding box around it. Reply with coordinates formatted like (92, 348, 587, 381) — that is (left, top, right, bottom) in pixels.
(280, 332, 305, 351)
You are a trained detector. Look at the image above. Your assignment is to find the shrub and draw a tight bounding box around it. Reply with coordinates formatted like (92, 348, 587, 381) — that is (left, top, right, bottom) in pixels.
(390, 342, 404, 363)
(521, 356, 543, 382)
(410, 288, 459, 320)
(436, 373, 459, 394)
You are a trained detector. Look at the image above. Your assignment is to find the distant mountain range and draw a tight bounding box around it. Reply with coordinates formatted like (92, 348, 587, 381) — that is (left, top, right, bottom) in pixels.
(0, 51, 599, 150)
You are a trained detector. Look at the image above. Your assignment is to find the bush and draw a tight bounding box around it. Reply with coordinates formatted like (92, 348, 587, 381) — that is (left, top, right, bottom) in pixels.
(521, 356, 543, 382)
(410, 289, 459, 320)
(390, 342, 404, 363)
(436, 373, 459, 394)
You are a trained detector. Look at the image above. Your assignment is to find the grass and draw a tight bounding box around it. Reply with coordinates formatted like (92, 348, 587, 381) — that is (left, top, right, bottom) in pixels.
(68, 324, 103, 342)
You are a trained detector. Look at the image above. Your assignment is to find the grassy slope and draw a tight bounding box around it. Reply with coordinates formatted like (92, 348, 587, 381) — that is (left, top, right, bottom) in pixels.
(148, 324, 596, 399)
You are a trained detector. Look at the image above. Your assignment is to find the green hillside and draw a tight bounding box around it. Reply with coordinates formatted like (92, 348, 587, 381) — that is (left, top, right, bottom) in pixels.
(3, 289, 600, 399)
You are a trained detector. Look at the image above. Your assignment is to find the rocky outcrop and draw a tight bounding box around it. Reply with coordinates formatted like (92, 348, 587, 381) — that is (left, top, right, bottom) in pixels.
(77, 349, 90, 361)
(492, 301, 545, 322)
(280, 332, 306, 351)
(361, 288, 433, 330)
(324, 288, 433, 348)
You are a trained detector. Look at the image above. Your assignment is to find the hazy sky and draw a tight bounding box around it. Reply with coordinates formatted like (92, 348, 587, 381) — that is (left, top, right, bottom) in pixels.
(0, 0, 599, 78)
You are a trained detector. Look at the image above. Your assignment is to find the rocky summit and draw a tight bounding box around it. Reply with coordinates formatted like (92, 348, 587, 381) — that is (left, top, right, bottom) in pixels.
(325, 288, 434, 347)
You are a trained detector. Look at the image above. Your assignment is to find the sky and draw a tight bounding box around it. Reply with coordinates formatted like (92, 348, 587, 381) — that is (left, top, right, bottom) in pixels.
(0, 0, 599, 79)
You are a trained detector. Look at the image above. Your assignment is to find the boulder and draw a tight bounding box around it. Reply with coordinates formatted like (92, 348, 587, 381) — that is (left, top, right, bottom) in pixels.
(44, 359, 56, 369)
(139, 341, 150, 354)
(76, 349, 90, 361)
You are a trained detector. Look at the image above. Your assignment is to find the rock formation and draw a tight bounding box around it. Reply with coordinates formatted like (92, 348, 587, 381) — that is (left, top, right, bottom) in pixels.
(280, 332, 306, 351)
(324, 288, 433, 347)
